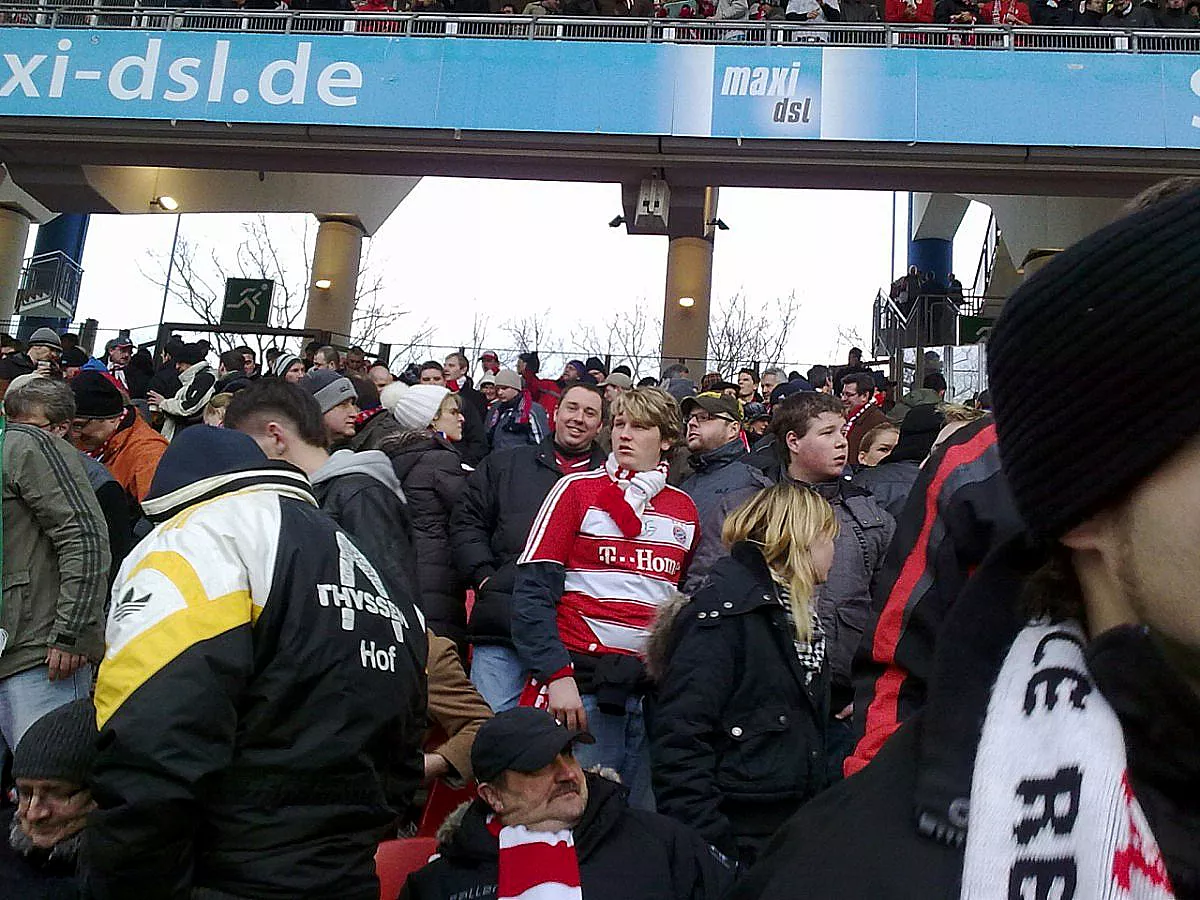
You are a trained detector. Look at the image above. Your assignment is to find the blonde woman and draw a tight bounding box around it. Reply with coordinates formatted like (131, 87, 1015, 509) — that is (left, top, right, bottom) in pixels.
(649, 482, 838, 868)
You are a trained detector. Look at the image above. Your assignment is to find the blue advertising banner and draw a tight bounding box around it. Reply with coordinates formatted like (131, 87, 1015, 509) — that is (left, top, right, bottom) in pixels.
(1, 27, 1199, 149)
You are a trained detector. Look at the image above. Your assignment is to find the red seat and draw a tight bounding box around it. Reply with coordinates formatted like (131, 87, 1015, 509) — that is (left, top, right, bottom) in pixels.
(376, 836, 439, 900)
(417, 778, 476, 837)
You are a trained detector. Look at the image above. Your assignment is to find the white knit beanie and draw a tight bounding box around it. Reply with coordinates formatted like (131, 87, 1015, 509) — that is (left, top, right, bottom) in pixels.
(383, 382, 449, 431)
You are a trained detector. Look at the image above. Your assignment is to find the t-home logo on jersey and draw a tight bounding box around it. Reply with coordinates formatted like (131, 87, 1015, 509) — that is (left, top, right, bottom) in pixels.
(710, 49, 821, 137)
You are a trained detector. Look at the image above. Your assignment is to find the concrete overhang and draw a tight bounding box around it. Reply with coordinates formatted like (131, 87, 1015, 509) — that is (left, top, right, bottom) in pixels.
(0, 164, 54, 224)
(4, 163, 419, 235)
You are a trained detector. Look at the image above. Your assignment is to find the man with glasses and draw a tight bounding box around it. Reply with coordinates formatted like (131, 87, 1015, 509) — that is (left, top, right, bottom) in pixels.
(69, 371, 167, 525)
(2, 698, 98, 894)
(680, 394, 772, 594)
(0, 392, 109, 782)
(840, 371, 887, 465)
(6, 375, 132, 583)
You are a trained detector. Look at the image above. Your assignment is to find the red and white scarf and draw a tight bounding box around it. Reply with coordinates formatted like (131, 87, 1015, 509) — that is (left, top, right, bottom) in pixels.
(598, 454, 670, 538)
(961, 621, 1174, 900)
(843, 396, 878, 435)
(488, 818, 583, 900)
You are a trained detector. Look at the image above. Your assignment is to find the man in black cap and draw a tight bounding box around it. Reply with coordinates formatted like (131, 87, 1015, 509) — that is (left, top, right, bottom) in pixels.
(401, 708, 733, 900)
(731, 186, 1200, 899)
(1, 699, 98, 896)
(0, 328, 62, 394)
(680, 393, 771, 594)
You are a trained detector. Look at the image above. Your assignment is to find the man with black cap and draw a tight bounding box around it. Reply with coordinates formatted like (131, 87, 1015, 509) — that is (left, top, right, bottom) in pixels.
(401, 707, 732, 900)
(147, 341, 216, 442)
(731, 187, 1200, 899)
(680, 393, 771, 594)
(1, 698, 98, 897)
(70, 370, 168, 520)
(0, 328, 62, 394)
(87, 425, 428, 899)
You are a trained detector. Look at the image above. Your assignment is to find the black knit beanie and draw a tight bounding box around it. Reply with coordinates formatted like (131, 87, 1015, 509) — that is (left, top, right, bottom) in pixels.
(987, 186, 1200, 542)
(12, 699, 97, 786)
(71, 371, 126, 418)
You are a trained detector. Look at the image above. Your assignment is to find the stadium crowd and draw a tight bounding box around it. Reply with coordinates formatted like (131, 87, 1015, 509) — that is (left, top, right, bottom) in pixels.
(1, 180, 1199, 900)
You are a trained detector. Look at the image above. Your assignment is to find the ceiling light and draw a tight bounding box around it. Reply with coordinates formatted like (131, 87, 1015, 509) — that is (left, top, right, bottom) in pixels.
(153, 195, 179, 211)
(313, 278, 332, 290)
(678, 296, 695, 308)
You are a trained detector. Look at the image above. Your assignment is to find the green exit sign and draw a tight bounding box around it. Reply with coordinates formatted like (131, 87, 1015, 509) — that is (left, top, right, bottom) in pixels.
(221, 278, 274, 325)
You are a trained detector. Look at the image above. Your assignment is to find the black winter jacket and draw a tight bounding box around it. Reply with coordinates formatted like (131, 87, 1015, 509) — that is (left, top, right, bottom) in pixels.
(457, 398, 488, 467)
(648, 544, 829, 863)
(727, 541, 1200, 900)
(383, 431, 469, 645)
(310, 448, 420, 601)
(850, 458, 921, 519)
(450, 437, 605, 646)
(86, 461, 427, 900)
(400, 773, 734, 900)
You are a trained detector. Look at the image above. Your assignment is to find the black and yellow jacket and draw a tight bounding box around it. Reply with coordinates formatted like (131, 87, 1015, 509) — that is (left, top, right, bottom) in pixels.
(85, 426, 428, 900)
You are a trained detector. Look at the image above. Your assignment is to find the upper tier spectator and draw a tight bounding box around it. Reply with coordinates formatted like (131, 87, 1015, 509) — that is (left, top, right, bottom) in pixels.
(1100, 0, 1157, 24)
(977, 0, 1030, 23)
(87, 426, 427, 898)
(1157, 0, 1196, 25)
(401, 708, 733, 900)
(451, 383, 607, 712)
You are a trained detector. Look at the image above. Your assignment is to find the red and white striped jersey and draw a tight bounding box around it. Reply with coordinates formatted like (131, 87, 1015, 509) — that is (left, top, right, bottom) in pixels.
(518, 468, 700, 659)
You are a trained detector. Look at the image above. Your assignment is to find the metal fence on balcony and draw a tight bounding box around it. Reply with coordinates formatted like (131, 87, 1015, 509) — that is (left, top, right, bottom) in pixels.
(2, 3, 1199, 50)
(16, 251, 85, 321)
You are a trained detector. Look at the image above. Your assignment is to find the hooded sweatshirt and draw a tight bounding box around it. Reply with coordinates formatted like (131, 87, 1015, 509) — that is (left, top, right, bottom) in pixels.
(310, 449, 419, 602)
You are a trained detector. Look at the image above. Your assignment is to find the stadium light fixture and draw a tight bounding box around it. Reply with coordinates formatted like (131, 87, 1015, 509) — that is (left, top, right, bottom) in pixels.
(678, 296, 696, 309)
(152, 195, 180, 212)
(313, 278, 333, 290)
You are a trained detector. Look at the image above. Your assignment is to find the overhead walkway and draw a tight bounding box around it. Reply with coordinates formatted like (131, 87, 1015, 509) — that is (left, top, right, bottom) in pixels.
(2, 10, 1200, 196)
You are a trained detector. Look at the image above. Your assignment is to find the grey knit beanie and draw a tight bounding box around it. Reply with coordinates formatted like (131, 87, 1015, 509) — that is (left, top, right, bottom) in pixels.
(12, 699, 97, 786)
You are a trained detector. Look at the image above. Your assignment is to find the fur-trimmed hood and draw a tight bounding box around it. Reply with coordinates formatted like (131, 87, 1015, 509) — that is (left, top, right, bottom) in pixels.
(645, 591, 693, 683)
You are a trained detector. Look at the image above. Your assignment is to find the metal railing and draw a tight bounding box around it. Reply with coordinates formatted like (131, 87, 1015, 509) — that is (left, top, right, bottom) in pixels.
(15, 251, 84, 321)
(970, 211, 1000, 298)
(873, 288, 986, 363)
(1, 3, 1199, 50)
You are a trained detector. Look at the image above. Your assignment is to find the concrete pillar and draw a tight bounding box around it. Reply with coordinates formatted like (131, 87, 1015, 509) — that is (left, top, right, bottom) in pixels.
(660, 235, 714, 374)
(0, 208, 31, 325)
(305, 217, 365, 343)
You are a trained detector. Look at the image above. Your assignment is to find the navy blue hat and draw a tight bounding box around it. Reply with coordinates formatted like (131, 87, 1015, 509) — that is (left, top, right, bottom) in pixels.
(145, 426, 268, 502)
(769, 380, 811, 406)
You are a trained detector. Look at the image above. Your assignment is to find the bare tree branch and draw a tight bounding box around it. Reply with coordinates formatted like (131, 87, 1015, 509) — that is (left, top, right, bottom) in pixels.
(706, 292, 800, 376)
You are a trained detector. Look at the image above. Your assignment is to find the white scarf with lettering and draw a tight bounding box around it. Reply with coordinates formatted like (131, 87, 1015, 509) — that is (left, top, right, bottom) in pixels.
(961, 621, 1175, 900)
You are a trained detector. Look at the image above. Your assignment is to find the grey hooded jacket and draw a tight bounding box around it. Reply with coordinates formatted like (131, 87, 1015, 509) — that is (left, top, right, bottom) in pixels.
(310, 449, 419, 601)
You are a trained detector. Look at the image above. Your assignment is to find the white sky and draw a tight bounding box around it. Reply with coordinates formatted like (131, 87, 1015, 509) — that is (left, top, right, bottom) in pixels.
(32, 178, 990, 376)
